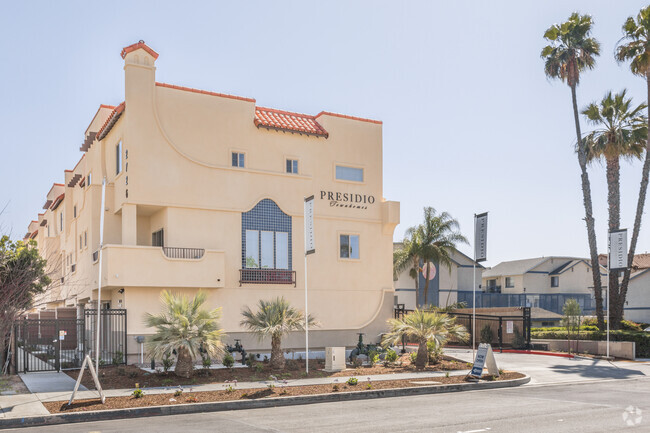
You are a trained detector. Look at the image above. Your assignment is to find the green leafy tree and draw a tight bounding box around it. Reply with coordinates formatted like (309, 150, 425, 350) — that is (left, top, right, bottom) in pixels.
(0, 236, 50, 371)
(240, 297, 316, 370)
(382, 310, 468, 369)
(562, 298, 582, 354)
(144, 290, 225, 379)
(582, 90, 647, 329)
(394, 208, 467, 307)
(542, 13, 604, 329)
(615, 6, 650, 329)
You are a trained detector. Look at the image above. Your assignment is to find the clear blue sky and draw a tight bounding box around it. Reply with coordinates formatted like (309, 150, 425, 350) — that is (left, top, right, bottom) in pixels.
(1, 1, 649, 267)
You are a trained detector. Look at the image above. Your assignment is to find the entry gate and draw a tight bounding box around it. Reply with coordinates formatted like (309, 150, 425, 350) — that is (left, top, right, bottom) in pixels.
(13, 309, 126, 373)
(393, 306, 531, 351)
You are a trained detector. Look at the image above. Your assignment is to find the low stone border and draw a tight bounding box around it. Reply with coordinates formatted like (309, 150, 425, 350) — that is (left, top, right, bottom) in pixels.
(0, 375, 530, 430)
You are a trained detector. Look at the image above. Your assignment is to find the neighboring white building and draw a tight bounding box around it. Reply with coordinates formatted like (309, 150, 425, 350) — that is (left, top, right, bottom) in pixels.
(626, 269, 650, 323)
(393, 244, 483, 310)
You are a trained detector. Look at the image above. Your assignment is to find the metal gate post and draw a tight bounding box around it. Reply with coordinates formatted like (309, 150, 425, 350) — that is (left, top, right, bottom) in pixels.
(523, 307, 531, 350)
(55, 320, 60, 372)
(498, 317, 503, 353)
(23, 319, 27, 373)
(13, 323, 17, 375)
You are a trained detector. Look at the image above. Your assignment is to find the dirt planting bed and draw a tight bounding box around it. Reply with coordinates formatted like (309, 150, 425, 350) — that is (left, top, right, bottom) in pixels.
(65, 355, 471, 390)
(46, 372, 524, 414)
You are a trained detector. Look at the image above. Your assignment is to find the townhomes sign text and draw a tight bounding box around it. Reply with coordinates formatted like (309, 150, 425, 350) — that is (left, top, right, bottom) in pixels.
(320, 190, 375, 209)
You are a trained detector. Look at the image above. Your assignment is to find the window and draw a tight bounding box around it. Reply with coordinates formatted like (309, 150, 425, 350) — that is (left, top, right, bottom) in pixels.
(60, 212, 63, 232)
(79, 235, 82, 249)
(232, 152, 245, 168)
(87, 173, 92, 187)
(152, 229, 164, 247)
(84, 231, 87, 247)
(241, 199, 292, 272)
(286, 159, 298, 174)
(340, 234, 360, 259)
(245, 229, 290, 269)
(116, 141, 122, 174)
(73, 205, 77, 218)
(336, 165, 363, 182)
(505, 277, 514, 288)
(551, 276, 559, 288)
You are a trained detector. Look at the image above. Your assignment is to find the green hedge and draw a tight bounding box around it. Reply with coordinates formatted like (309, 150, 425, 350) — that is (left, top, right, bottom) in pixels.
(532, 325, 599, 333)
(531, 329, 650, 358)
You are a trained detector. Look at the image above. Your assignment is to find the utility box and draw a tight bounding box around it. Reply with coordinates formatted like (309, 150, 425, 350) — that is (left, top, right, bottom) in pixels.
(324, 347, 346, 372)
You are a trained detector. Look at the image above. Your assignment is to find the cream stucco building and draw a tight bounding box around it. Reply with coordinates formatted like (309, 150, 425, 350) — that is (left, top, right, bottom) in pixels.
(25, 42, 400, 363)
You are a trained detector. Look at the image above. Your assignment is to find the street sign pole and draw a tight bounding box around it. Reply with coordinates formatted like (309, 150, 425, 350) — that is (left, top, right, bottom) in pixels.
(304, 195, 315, 374)
(473, 212, 488, 359)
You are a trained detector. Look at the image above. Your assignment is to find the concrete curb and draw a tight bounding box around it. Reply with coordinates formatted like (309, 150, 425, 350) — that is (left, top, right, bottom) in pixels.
(0, 375, 530, 430)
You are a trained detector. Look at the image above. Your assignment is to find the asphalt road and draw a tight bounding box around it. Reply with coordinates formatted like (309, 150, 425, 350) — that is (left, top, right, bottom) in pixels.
(8, 352, 650, 433)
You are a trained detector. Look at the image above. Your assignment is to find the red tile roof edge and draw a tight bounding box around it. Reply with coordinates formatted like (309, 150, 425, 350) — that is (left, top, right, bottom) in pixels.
(53, 183, 64, 187)
(121, 41, 159, 60)
(30, 230, 38, 239)
(64, 170, 72, 173)
(254, 106, 329, 138)
(50, 193, 65, 210)
(156, 82, 255, 103)
(316, 111, 382, 125)
(96, 102, 125, 141)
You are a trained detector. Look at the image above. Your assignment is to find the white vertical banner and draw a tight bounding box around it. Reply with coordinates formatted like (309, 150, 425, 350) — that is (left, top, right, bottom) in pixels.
(304, 195, 315, 255)
(609, 229, 628, 271)
(474, 212, 488, 262)
(303, 195, 315, 374)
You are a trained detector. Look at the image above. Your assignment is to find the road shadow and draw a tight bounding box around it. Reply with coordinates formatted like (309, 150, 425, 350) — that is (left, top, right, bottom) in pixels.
(550, 358, 647, 380)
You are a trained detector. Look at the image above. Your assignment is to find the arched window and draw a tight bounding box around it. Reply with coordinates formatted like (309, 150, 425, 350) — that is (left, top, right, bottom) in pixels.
(241, 199, 294, 285)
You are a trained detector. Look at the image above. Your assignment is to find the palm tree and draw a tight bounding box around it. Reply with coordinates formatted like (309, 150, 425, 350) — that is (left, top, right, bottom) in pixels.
(615, 6, 650, 329)
(241, 297, 317, 370)
(400, 207, 468, 307)
(144, 290, 225, 379)
(582, 90, 648, 329)
(382, 310, 468, 368)
(393, 235, 422, 302)
(542, 13, 604, 329)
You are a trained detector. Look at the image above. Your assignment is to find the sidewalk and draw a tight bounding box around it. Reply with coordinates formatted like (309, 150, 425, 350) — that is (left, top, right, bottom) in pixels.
(1, 369, 470, 419)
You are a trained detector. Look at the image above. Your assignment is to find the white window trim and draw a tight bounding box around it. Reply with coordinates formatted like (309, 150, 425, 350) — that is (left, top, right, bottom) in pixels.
(338, 232, 361, 261)
(333, 163, 366, 184)
(230, 149, 246, 168)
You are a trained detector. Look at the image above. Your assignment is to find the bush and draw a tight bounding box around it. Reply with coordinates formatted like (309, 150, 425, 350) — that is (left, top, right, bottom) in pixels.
(532, 329, 650, 357)
(480, 325, 494, 344)
(285, 359, 299, 370)
(409, 351, 418, 364)
(162, 352, 174, 373)
(254, 363, 264, 373)
(346, 377, 358, 385)
(385, 349, 398, 363)
(427, 340, 443, 364)
(202, 355, 212, 369)
(246, 353, 257, 367)
(112, 351, 124, 366)
(222, 353, 235, 369)
(132, 388, 144, 398)
(511, 327, 526, 349)
(174, 389, 183, 397)
(368, 350, 379, 366)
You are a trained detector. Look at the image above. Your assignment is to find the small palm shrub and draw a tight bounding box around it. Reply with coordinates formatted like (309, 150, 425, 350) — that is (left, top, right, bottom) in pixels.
(144, 290, 226, 379)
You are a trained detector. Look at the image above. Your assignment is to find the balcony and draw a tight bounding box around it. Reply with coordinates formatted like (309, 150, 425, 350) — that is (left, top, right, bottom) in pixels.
(239, 269, 296, 287)
(100, 245, 225, 289)
(486, 285, 502, 293)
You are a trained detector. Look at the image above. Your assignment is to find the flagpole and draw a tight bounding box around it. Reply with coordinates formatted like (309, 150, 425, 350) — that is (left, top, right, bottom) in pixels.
(472, 214, 476, 359)
(95, 177, 106, 372)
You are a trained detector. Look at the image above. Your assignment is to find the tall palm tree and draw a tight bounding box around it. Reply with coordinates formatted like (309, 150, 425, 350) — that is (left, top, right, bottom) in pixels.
(144, 290, 226, 379)
(241, 297, 317, 370)
(542, 13, 604, 329)
(393, 235, 422, 303)
(582, 90, 648, 329)
(616, 6, 650, 329)
(382, 310, 468, 368)
(415, 208, 468, 307)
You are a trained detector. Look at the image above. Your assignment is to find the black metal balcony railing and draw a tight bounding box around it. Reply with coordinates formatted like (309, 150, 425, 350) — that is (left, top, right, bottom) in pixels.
(239, 269, 296, 287)
(162, 247, 205, 259)
(486, 285, 502, 293)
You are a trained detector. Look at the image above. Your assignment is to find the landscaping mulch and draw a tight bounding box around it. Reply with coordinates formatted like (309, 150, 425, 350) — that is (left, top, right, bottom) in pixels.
(46, 372, 524, 414)
(65, 354, 472, 391)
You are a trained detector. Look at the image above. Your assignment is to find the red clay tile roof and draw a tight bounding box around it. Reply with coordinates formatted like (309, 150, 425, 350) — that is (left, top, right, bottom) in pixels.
(50, 194, 64, 210)
(121, 41, 159, 60)
(156, 82, 255, 103)
(255, 107, 329, 138)
(96, 102, 125, 141)
(30, 230, 38, 239)
(43, 200, 52, 210)
(316, 111, 382, 125)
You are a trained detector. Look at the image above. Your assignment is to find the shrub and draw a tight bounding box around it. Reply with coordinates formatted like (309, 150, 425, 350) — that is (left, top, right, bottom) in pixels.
(480, 325, 494, 344)
(202, 355, 212, 369)
(224, 385, 235, 393)
(366, 383, 372, 389)
(222, 353, 235, 369)
(409, 351, 418, 364)
(385, 349, 398, 363)
(128, 371, 138, 378)
(132, 388, 144, 398)
(174, 389, 183, 397)
(246, 353, 257, 367)
(511, 327, 526, 349)
(332, 384, 340, 392)
(285, 359, 299, 370)
(161, 378, 173, 386)
(427, 340, 443, 364)
(162, 352, 174, 373)
(368, 350, 380, 366)
(346, 377, 359, 385)
(112, 350, 124, 366)
(254, 363, 264, 373)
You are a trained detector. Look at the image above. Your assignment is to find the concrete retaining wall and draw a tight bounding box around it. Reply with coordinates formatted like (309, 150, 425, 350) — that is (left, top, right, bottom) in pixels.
(532, 339, 635, 359)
